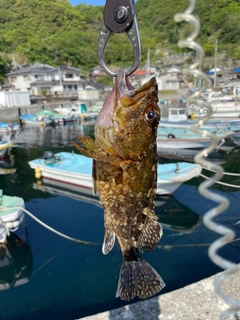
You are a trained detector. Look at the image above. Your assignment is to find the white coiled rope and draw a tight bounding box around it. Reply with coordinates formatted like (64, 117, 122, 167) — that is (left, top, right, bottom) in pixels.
(174, 1, 240, 319)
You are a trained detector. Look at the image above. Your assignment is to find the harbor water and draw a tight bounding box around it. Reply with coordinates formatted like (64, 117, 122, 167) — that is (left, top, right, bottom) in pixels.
(0, 121, 240, 320)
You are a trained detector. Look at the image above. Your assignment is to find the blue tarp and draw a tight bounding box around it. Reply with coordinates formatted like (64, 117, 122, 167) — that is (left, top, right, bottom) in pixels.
(233, 67, 240, 73)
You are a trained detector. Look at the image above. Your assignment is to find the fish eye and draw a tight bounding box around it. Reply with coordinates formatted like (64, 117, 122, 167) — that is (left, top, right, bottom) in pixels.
(145, 110, 156, 123)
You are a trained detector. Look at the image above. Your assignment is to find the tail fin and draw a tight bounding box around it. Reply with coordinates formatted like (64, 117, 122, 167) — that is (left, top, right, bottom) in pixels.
(116, 248, 165, 301)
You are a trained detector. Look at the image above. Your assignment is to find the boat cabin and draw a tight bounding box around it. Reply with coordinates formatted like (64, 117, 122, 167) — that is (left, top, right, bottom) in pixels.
(167, 108, 188, 122)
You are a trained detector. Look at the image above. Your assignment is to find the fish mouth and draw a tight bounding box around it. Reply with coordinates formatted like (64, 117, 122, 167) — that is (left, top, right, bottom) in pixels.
(116, 68, 158, 108)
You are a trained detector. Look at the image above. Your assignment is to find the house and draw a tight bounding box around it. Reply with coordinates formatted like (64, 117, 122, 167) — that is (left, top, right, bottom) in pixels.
(5, 63, 86, 98)
(5, 62, 54, 92)
(158, 65, 184, 90)
(89, 65, 119, 82)
(206, 68, 239, 85)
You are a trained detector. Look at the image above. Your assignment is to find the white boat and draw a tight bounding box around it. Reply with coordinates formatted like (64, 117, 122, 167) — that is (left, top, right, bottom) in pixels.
(161, 107, 240, 130)
(0, 190, 25, 243)
(157, 148, 226, 164)
(20, 114, 52, 127)
(54, 105, 80, 121)
(0, 122, 15, 133)
(186, 93, 240, 118)
(0, 140, 13, 158)
(28, 151, 202, 196)
(157, 127, 233, 149)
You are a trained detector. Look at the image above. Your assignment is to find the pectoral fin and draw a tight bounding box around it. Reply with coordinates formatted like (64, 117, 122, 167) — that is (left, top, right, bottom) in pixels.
(72, 135, 122, 163)
(72, 135, 98, 159)
(102, 228, 116, 255)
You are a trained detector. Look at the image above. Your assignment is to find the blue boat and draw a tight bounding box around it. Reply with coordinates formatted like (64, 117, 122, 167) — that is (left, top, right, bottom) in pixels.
(28, 151, 202, 196)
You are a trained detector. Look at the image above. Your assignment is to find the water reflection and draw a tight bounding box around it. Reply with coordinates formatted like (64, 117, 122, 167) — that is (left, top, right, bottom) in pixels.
(0, 158, 16, 175)
(33, 177, 200, 234)
(0, 231, 33, 291)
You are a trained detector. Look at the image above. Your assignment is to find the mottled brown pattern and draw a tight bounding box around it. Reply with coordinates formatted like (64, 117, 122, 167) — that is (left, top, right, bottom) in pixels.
(73, 68, 165, 301)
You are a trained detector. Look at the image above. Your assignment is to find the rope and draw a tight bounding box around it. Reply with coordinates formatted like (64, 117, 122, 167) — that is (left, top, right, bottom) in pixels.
(200, 173, 240, 189)
(203, 167, 240, 177)
(0, 206, 99, 245)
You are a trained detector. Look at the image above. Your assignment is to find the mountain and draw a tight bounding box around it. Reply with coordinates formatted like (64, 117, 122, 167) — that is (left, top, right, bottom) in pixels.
(0, 0, 239, 74)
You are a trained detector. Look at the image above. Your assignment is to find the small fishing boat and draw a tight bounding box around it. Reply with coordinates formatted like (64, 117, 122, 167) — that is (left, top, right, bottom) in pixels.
(187, 97, 240, 118)
(160, 107, 240, 131)
(0, 140, 13, 158)
(19, 114, 52, 127)
(37, 110, 65, 124)
(157, 126, 233, 149)
(0, 190, 25, 243)
(157, 148, 226, 164)
(54, 105, 80, 121)
(28, 151, 202, 196)
(0, 122, 12, 133)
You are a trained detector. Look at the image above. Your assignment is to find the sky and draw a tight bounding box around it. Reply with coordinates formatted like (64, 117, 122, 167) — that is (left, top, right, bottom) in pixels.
(69, 0, 105, 6)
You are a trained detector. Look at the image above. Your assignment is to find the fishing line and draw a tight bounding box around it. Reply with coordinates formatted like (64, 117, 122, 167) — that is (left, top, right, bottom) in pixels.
(174, 1, 240, 318)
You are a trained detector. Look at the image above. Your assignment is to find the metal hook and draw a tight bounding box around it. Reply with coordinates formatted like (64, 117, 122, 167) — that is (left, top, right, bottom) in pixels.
(98, 0, 141, 77)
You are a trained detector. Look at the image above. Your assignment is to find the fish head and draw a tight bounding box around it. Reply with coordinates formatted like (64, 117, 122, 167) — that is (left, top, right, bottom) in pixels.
(95, 68, 160, 161)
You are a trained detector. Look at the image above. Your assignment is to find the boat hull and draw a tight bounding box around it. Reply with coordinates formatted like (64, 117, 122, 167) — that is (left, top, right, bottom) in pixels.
(29, 152, 202, 196)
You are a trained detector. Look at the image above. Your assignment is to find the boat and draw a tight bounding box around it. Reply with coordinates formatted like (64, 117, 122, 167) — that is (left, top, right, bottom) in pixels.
(0, 122, 13, 133)
(19, 114, 52, 127)
(186, 95, 240, 118)
(54, 105, 80, 121)
(0, 140, 13, 159)
(0, 232, 32, 290)
(157, 126, 233, 149)
(28, 151, 202, 196)
(36, 110, 65, 124)
(0, 190, 25, 243)
(157, 148, 226, 164)
(160, 107, 240, 131)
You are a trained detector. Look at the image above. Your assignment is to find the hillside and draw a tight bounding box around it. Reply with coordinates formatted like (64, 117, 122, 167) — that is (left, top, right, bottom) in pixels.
(0, 0, 239, 76)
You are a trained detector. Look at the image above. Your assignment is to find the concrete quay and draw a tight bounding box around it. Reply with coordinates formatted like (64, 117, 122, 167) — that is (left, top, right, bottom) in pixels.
(79, 265, 240, 320)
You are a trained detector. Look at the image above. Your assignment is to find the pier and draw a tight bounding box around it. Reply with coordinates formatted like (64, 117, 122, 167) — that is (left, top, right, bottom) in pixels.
(79, 265, 240, 320)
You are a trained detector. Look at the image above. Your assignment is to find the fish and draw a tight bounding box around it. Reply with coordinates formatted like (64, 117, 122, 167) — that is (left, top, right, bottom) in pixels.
(72, 68, 165, 301)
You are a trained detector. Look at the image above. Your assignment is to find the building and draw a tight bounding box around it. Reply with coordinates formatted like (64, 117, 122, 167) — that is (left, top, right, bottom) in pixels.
(4, 63, 86, 98)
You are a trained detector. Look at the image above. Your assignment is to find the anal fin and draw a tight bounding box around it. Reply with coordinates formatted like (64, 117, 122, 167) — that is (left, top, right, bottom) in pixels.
(92, 159, 97, 196)
(137, 216, 163, 252)
(102, 228, 116, 255)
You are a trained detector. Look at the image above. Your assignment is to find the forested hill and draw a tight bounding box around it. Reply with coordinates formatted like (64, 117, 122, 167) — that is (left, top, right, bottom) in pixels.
(0, 0, 240, 74)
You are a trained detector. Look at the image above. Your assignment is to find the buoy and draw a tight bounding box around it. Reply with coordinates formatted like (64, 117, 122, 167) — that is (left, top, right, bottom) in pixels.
(35, 167, 41, 179)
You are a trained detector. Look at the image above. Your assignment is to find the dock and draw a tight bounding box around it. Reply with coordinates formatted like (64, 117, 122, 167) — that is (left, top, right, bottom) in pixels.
(78, 265, 240, 320)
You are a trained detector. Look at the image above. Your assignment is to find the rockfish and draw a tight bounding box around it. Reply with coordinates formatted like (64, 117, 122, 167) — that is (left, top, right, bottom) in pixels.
(73, 68, 165, 301)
